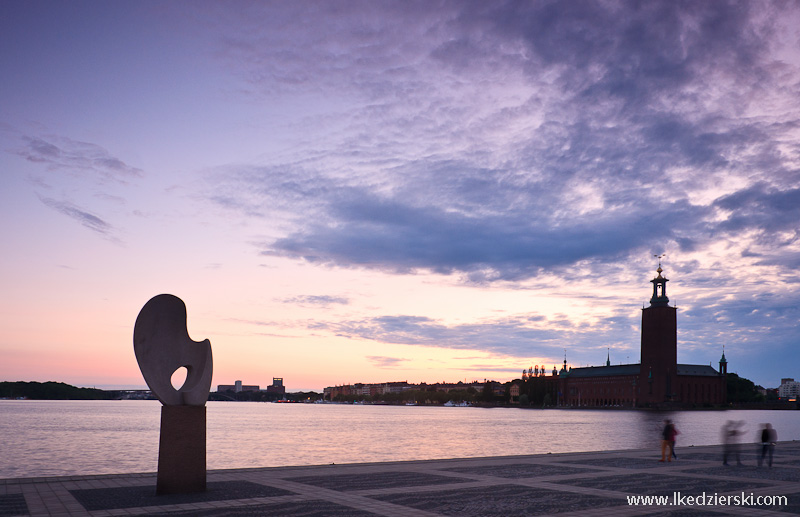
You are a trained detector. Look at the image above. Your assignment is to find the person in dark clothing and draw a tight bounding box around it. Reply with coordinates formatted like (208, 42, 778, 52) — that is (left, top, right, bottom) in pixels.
(659, 420, 677, 462)
(759, 423, 777, 467)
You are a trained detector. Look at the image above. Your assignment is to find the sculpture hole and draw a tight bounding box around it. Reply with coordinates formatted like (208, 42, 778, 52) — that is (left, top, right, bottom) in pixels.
(171, 366, 188, 391)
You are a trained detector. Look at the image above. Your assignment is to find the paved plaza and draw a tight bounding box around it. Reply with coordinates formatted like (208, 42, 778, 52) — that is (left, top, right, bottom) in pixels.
(2, 441, 800, 516)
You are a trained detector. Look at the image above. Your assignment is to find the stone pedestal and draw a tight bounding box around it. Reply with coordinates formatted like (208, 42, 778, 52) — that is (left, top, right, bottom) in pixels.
(157, 405, 206, 495)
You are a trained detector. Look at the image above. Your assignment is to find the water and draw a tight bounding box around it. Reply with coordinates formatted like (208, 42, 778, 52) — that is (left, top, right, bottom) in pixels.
(1, 400, 798, 479)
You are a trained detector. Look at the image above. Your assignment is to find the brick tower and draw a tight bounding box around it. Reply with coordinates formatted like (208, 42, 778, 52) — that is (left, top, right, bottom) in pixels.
(640, 264, 677, 404)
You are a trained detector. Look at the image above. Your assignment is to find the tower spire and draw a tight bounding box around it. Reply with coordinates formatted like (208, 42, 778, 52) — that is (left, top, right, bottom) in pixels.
(649, 255, 670, 307)
(719, 345, 728, 375)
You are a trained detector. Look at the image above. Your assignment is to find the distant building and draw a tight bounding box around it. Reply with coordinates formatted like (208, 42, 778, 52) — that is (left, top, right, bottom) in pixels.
(430, 381, 484, 393)
(324, 381, 414, 400)
(509, 382, 521, 403)
(380, 381, 413, 394)
(324, 385, 349, 400)
(266, 377, 286, 394)
(548, 265, 727, 407)
(217, 380, 259, 393)
(779, 378, 800, 400)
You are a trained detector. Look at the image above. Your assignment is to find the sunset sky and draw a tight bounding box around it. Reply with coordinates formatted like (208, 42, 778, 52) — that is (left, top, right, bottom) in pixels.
(2, 1, 799, 391)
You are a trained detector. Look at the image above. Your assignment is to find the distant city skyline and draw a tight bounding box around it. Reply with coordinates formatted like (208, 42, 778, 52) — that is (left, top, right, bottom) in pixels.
(2, 1, 799, 391)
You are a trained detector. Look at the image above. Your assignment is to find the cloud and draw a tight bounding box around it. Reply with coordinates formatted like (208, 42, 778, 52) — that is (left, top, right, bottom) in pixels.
(204, 1, 800, 286)
(16, 135, 142, 182)
(714, 183, 800, 235)
(679, 287, 800, 355)
(38, 196, 117, 240)
(14, 132, 144, 244)
(311, 286, 799, 376)
(281, 295, 350, 307)
(456, 365, 531, 375)
(318, 313, 636, 361)
(365, 356, 408, 368)
(263, 188, 707, 280)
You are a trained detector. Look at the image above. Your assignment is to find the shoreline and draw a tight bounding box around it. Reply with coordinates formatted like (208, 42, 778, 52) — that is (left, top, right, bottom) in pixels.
(3, 397, 798, 411)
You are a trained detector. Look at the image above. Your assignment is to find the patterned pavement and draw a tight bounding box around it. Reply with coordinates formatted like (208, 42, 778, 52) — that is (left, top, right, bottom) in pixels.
(2, 441, 799, 516)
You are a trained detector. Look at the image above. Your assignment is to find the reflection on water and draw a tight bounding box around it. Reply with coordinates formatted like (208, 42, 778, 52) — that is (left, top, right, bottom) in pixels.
(1, 400, 798, 478)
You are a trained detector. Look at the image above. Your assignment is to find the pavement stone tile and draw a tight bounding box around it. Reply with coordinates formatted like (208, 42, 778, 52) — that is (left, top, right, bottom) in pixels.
(557, 457, 703, 469)
(285, 471, 470, 492)
(772, 448, 800, 456)
(679, 452, 758, 462)
(69, 481, 291, 511)
(556, 472, 770, 496)
(0, 493, 28, 517)
(370, 484, 625, 516)
(138, 500, 379, 516)
(685, 466, 800, 483)
(441, 463, 602, 479)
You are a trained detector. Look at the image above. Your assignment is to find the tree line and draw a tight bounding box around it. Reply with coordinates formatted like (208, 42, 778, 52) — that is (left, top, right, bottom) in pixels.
(0, 381, 116, 400)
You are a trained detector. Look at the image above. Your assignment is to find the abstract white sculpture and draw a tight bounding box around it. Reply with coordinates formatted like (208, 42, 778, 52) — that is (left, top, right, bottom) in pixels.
(133, 294, 212, 406)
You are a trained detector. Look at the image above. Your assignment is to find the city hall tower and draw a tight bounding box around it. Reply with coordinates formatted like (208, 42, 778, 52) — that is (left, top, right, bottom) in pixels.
(640, 264, 677, 402)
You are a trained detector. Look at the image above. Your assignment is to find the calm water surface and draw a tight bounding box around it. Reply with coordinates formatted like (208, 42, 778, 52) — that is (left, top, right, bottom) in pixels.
(1, 400, 798, 478)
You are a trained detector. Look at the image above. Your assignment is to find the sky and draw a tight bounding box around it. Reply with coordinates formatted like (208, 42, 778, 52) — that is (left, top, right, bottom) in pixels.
(1, 1, 799, 392)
